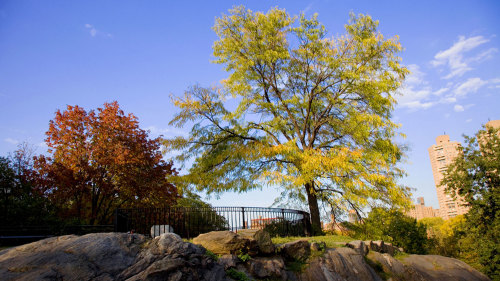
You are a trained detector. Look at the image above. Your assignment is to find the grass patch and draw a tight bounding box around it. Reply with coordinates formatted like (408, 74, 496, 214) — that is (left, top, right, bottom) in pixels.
(393, 251, 410, 261)
(286, 259, 308, 273)
(225, 268, 249, 281)
(237, 250, 251, 262)
(272, 234, 353, 248)
(431, 260, 443, 270)
(204, 249, 219, 261)
(364, 255, 391, 281)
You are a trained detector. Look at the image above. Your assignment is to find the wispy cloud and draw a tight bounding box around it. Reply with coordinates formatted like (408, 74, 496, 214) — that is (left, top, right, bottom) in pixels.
(397, 64, 447, 110)
(4, 138, 19, 145)
(431, 36, 494, 79)
(454, 77, 487, 97)
(85, 23, 97, 37)
(145, 126, 188, 138)
(398, 35, 498, 112)
(303, 2, 314, 14)
(85, 24, 112, 38)
(453, 104, 464, 112)
(37, 142, 48, 149)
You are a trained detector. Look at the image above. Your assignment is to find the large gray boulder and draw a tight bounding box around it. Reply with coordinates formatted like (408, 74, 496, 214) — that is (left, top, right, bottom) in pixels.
(401, 255, 490, 281)
(278, 239, 311, 261)
(300, 247, 382, 281)
(366, 251, 491, 281)
(192, 230, 248, 255)
(346, 240, 369, 256)
(367, 251, 421, 281)
(0, 233, 145, 281)
(247, 256, 286, 280)
(0, 232, 229, 281)
(217, 254, 239, 270)
(369, 240, 385, 253)
(119, 232, 228, 281)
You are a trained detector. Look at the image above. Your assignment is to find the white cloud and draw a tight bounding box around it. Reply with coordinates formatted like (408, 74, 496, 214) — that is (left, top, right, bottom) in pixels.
(405, 64, 426, 85)
(488, 78, 500, 89)
(439, 96, 456, 104)
(396, 66, 452, 110)
(433, 87, 449, 96)
(453, 104, 464, 112)
(145, 126, 188, 137)
(145, 126, 171, 135)
(466, 119, 472, 123)
(4, 138, 19, 145)
(454, 77, 487, 97)
(84, 23, 112, 38)
(85, 23, 97, 37)
(398, 36, 496, 112)
(470, 48, 498, 63)
(431, 36, 491, 79)
(303, 3, 314, 13)
(397, 86, 435, 110)
(37, 142, 48, 149)
(396, 65, 435, 110)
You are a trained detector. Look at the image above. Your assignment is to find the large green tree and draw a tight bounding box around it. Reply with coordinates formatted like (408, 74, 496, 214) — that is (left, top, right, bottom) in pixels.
(165, 6, 410, 233)
(441, 124, 500, 279)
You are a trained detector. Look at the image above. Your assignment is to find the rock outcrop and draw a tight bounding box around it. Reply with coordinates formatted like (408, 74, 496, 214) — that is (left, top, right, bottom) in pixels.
(0, 231, 491, 281)
(366, 251, 490, 281)
(0, 233, 144, 281)
(346, 240, 369, 256)
(0, 232, 228, 281)
(236, 229, 275, 255)
(301, 247, 383, 281)
(192, 231, 248, 255)
(277, 239, 311, 261)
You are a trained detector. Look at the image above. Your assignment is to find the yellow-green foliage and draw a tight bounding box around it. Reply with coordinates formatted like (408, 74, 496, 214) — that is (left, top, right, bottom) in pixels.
(164, 6, 411, 232)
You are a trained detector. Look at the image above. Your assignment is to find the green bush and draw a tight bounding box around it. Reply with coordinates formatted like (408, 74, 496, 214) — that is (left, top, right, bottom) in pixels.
(345, 207, 429, 254)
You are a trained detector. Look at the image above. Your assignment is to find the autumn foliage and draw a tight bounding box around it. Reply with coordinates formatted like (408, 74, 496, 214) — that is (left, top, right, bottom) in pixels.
(34, 102, 177, 224)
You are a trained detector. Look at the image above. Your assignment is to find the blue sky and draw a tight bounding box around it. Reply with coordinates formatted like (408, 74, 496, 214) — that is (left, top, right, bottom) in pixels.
(1, 0, 499, 210)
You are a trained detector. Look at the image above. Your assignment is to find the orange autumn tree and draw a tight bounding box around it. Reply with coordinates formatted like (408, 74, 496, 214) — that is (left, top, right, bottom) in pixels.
(34, 101, 177, 224)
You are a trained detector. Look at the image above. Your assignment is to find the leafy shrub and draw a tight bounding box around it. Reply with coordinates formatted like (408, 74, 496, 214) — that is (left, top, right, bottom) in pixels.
(262, 218, 306, 237)
(345, 207, 429, 254)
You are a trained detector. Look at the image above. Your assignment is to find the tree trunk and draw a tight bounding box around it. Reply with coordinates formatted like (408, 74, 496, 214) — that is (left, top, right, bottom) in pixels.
(305, 181, 322, 235)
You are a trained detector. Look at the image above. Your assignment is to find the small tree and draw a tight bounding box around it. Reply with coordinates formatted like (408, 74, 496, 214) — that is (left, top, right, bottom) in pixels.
(165, 6, 411, 234)
(0, 143, 57, 227)
(346, 207, 429, 254)
(34, 102, 178, 224)
(441, 124, 500, 279)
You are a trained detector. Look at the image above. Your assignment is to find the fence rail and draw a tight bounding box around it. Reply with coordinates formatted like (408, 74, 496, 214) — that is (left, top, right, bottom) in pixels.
(114, 206, 311, 239)
(0, 225, 114, 246)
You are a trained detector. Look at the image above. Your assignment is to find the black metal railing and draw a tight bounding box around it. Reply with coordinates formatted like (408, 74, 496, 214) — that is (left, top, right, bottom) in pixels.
(0, 225, 114, 246)
(114, 207, 311, 239)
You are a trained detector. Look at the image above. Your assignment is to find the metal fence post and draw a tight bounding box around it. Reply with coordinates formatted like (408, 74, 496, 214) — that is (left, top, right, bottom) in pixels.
(113, 209, 118, 232)
(241, 207, 246, 229)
